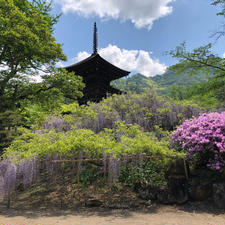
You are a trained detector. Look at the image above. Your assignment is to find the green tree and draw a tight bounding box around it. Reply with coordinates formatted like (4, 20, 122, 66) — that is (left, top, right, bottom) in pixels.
(0, 0, 84, 151)
(168, 1, 225, 106)
(0, 0, 84, 109)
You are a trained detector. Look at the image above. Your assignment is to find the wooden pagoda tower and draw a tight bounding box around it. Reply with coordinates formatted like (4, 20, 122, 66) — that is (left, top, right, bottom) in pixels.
(65, 23, 130, 104)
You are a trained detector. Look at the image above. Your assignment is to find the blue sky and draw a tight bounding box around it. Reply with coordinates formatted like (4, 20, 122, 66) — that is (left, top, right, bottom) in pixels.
(52, 0, 225, 77)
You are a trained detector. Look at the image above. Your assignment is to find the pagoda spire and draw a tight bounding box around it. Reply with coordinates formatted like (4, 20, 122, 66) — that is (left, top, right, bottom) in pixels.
(93, 22, 98, 54)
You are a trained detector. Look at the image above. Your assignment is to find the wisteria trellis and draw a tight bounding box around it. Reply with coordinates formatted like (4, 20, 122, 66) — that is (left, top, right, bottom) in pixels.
(0, 154, 157, 206)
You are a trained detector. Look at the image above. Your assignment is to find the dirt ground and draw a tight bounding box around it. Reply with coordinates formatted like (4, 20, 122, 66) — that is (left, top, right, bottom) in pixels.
(0, 203, 225, 225)
(0, 183, 225, 225)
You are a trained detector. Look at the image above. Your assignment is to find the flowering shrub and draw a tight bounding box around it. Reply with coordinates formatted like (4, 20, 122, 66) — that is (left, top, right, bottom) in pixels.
(58, 92, 201, 133)
(172, 112, 225, 171)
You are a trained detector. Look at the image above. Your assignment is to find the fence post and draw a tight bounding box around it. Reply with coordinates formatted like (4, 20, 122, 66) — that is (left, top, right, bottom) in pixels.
(7, 190, 10, 209)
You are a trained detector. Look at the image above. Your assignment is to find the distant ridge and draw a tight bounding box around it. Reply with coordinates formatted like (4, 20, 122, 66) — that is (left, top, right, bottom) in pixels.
(111, 68, 213, 94)
(111, 73, 157, 94)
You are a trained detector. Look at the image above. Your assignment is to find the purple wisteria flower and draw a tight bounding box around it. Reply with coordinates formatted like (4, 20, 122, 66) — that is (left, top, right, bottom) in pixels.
(0, 160, 17, 197)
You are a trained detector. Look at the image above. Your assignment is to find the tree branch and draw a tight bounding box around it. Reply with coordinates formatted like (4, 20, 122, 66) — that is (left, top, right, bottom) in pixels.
(182, 54, 225, 72)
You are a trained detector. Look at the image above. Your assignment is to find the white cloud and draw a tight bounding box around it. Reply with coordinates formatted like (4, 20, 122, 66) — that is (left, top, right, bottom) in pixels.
(56, 61, 66, 68)
(75, 44, 167, 77)
(55, 0, 174, 29)
(75, 52, 90, 62)
(222, 52, 225, 58)
(0, 64, 43, 83)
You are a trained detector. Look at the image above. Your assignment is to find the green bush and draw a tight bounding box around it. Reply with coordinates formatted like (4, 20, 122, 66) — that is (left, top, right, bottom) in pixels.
(119, 159, 167, 189)
(4, 121, 181, 162)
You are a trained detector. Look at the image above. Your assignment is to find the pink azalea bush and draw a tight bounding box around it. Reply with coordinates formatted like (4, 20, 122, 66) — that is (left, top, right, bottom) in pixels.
(172, 112, 225, 171)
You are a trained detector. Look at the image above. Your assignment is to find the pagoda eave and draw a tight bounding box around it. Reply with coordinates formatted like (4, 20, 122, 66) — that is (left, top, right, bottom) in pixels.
(64, 53, 130, 80)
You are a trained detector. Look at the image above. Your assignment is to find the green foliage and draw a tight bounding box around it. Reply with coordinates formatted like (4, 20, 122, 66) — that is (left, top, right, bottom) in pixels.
(168, 0, 225, 106)
(79, 164, 99, 186)
(0, 110, 22, 151)
(111, 73, 158, 94)
(212, 0, 225, 16)
(168, 43, 221, 75)
(119, 160, 167, 189)
(168, 83, 219, 108)
(0, 0, 84, 152)
(58, 92, 201, 134)
(0, 0, 64, 76)
(111, 70, 216, 108)
(0, 0, 85, 106)
(152, 66, 213, 95)
(168, 44, 225, 106)
(20, 104, 50, 128)
(4, 122, 180, 162)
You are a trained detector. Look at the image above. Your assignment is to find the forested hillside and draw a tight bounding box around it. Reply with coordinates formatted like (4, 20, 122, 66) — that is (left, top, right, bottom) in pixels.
(152, 67, 213, 94)
(152, 67, 212, 86)
(111, 73, 158, 93)
(111, 68, 220, 108)
(112, 68, 213, 95)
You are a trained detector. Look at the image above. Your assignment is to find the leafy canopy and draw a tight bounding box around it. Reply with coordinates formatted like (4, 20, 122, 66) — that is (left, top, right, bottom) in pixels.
(4, 122, 180, 161)
(168, 1, 225, 105)
(0, 0, 84, 151)
(169, 0, 225, 74)
(0, 0, 84, 111)
(0, 0, 64, 74)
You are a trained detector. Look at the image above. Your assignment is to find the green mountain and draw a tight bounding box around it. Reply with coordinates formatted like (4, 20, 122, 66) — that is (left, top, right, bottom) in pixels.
(152, 68, 213, 94)
(111, 73, 158, 94)
(111, 68, 213, 95)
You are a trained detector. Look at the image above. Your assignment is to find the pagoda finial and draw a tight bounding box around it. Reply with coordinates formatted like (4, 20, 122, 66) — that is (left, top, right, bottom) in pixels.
(93, 22, 98, 54)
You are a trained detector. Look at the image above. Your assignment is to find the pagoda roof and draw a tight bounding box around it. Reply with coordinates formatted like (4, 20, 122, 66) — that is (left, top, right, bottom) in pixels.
(64, 53, 130, 81)
(63, 22, 130, 104)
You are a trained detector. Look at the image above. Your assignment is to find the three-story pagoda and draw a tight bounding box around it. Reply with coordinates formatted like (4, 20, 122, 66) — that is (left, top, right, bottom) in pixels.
(64, 23, 130, 104)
